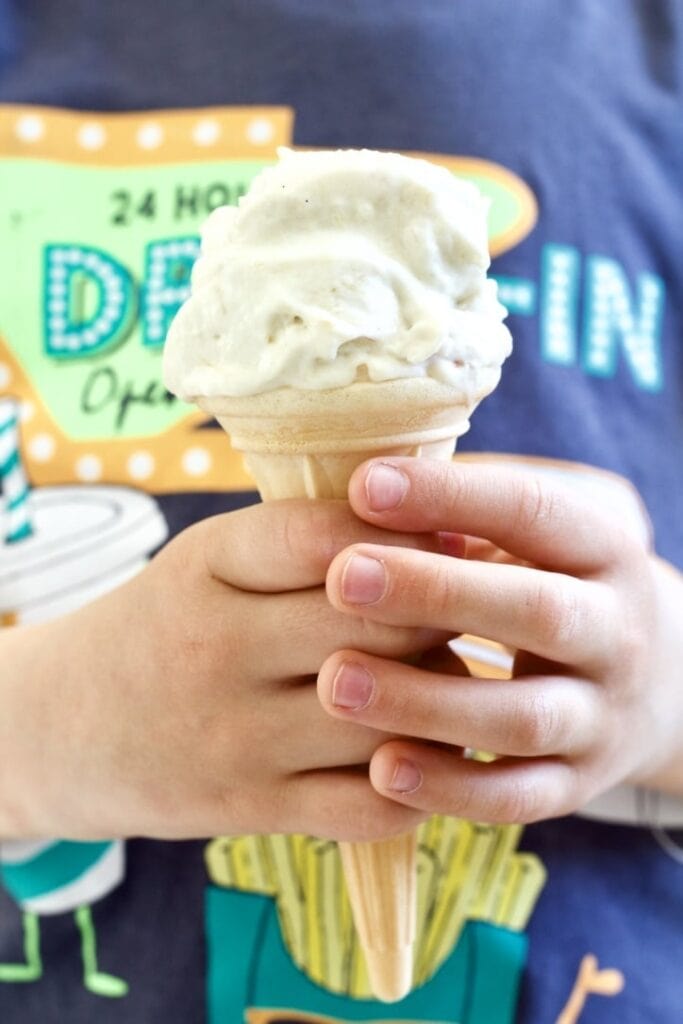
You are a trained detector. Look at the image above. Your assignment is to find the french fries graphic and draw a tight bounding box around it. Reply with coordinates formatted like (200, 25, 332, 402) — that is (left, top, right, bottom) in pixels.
(206, 816, 545, 999)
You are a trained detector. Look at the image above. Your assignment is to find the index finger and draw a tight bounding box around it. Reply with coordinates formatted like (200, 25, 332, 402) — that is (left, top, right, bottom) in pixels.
(348, 458, 640, 574)
(197, 498, 442, 592)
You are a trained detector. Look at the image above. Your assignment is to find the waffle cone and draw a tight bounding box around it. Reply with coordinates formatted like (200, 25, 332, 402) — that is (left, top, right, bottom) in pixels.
(199, 378, 478, 1001)
(338, 830, 418, 1002)
(199, 377, 480, 500)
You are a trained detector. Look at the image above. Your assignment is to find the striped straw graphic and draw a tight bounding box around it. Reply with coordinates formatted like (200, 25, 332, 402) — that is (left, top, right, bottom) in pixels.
(0, 397, 34, 543)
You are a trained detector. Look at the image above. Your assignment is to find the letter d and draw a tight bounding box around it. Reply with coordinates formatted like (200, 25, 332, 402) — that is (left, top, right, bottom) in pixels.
(44, 245, 136, 358)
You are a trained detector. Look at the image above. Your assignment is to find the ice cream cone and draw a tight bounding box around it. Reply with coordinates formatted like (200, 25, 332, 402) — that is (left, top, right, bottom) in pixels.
(338, 830, 417, 1002)
(199, 376, 480, 1002)
(198, 375, 486, 499)
(163, 146, 513, 1003)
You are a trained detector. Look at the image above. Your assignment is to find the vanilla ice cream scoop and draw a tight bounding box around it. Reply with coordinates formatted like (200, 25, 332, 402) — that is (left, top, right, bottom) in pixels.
(163, 148, 511, 400)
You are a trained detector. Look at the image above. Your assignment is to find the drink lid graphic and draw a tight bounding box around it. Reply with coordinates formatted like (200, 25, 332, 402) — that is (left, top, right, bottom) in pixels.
(0, 483, 167, 623)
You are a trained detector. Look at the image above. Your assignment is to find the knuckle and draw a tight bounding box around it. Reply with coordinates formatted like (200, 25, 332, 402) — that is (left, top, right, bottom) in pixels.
(527, 579, 580, 653)
(346, 547, 460, 633)
(429, 559, 461, 622)
(513, 476, 558, 537)
(445, 774, 482, 820)
(427, 461, 465, 516)
(394, 553, 458, 625)
(490, 776, 545, 824)
(280, 500, 353, 574)
(374, 672, 412, 723)
(513, 692, 561, 754)
(280, 501, 319, 565)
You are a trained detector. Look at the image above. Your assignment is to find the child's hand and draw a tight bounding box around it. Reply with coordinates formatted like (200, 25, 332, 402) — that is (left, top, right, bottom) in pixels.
(0, 500, 445, 842)
(318, 458, 683, 823)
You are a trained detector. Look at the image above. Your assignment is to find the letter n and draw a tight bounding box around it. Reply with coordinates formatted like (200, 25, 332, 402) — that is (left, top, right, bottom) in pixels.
(583, 256, 664, 391)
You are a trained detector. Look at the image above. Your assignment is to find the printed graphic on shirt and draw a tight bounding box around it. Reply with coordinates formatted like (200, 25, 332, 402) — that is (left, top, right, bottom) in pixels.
(0, 105, 669, 500)
(204, 813, 545, 1023)
(0, 395, 168, 999)
(229, 953, 625, 1024)
(501, 245, 664, 392)
(554, 955, 625, 1024)
(0, 103, 536, 495)
(0, 109, 645, 1022)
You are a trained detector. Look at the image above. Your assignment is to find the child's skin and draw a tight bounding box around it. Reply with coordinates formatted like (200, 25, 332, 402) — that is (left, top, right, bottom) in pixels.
(0, 501, 440, 842)
(320, 458, 683, 820)
(1, 459, 682, 842)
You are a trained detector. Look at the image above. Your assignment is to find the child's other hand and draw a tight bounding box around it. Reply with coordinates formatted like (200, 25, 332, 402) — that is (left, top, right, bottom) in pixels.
(0, 500, 446, 842)
(318, 458, 683, 823)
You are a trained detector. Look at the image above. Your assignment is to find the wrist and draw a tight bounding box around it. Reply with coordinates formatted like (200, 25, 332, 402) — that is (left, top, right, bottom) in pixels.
(0, 623, 59, 838)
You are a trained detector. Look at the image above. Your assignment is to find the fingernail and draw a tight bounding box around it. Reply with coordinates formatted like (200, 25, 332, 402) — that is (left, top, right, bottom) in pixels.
(365, 463, 409, 511)
(332, 662, 374, 709)
(341, 554, 387, 604)
(388, 759, 423, 793)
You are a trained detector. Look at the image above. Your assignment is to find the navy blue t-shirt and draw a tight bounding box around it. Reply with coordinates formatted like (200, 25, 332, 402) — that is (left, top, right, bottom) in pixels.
(0, 2, 682, 1022)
